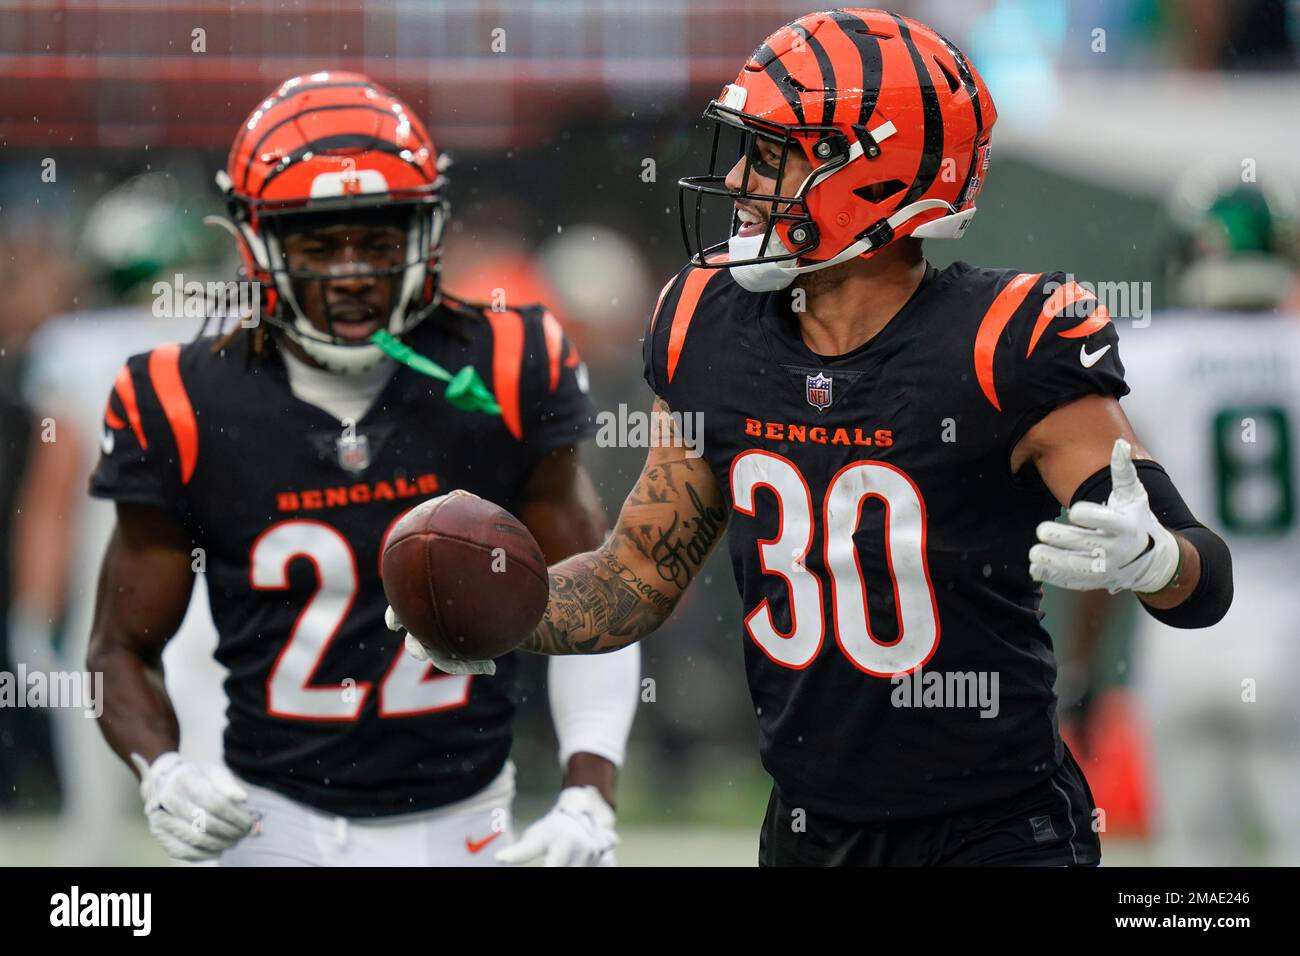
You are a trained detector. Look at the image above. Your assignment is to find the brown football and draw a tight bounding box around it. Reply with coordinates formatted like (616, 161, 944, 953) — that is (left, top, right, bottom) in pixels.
(381, 490, 549, 662)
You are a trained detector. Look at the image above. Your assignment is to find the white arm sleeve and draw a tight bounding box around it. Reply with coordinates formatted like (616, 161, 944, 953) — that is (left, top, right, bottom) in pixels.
(547, 644, 641, 769)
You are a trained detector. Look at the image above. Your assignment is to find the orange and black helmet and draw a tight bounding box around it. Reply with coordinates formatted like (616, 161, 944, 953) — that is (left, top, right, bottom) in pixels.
(680, 9, 996, 288)
(219, 71, 449, 372)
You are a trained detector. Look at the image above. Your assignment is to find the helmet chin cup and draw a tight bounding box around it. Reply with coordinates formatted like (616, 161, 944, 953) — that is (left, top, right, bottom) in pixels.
(911, 206, 978, 240)
(728, 229, 799, 292)
(729, 260, 798, 293)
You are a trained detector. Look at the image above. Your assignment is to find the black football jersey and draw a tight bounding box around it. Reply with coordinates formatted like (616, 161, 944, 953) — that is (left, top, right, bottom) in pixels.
(643, 261, 1128, 822)
(90, 301, 594, 817)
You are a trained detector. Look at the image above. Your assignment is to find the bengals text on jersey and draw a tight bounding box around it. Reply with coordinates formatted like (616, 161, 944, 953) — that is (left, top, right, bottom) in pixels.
(90, 300, 593, 816)
(643, 259, 1124, 829)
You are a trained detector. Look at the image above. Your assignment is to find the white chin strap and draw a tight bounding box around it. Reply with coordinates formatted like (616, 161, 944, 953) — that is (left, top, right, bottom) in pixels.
(726, 117, 979, 293)
(729, 199, 976, 293)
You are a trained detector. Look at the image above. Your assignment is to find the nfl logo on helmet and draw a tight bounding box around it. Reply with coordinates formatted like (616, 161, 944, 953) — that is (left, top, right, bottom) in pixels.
(806, 372, 833, 410)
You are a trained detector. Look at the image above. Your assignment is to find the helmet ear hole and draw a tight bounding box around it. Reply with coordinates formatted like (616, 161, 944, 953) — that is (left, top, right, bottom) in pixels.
(933, 56, 961, 95)
(853, 180, 907, 204)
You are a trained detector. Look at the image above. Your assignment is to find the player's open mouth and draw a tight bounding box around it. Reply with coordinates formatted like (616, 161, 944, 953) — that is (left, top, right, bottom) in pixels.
(735, 205, 767, 237)
(330, 314, 382, 341)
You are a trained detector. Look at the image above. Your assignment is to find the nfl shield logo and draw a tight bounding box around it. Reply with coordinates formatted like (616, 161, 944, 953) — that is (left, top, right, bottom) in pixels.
(336, 433, 371, 473)
(806, 372, 833, 410)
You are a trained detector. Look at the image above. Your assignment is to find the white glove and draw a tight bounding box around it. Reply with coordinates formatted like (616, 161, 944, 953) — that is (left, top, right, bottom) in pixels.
(1029, 438, 1180, 595)
(131, 752, 257, 862)
(385, 605, 496, 676)
(495, 785, 618, 867)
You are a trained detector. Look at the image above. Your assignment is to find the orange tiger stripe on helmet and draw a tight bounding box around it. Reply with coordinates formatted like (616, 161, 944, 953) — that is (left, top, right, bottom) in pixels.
(787, 22, 832, 126)
(745, 31, 808, 127)
(689, 9, 997, 269)
(227, 71, 439, 212)
(813, 12, 869, 125)
(227, 74, 378, 181)
(881, 13, 943, 210)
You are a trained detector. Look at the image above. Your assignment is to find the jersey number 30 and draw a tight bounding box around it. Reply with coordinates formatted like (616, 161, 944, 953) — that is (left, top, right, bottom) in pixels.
(731, 451, 940, 677)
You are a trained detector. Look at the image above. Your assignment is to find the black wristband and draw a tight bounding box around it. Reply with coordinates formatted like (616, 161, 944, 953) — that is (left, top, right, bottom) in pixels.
(1140, 525, 1233, 629)
(1070, 458, 1233, 628)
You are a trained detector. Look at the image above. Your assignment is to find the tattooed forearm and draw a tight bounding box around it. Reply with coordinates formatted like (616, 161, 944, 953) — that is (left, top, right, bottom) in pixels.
(521, 402, 728, 655)
(618, 458, 725, 553)
(523, 546, 676, 655)
(648, 484, 728, 588)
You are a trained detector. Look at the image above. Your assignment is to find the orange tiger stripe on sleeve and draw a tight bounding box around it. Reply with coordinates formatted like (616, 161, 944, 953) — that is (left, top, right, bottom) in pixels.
(148, 344, 200, 484)
(973, 272, 1042, 412)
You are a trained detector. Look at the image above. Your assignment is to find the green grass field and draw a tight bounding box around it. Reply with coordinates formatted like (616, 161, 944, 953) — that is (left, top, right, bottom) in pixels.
(0, 814, 1153, 867)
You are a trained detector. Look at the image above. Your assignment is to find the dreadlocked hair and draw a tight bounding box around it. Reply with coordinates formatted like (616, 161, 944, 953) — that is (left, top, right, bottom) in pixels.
(208, 322, 271, 363)
(196, 277, 273, 367)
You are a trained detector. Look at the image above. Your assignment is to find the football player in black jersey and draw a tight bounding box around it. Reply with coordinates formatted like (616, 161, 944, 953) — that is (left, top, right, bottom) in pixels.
(400, 10, 1234, 865)
(86, 73, 639, 866)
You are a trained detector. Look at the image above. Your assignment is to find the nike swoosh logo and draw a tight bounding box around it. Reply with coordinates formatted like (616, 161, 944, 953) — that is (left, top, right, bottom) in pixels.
(1079, 343, 1111, 368)
(465, 831, 503, 855)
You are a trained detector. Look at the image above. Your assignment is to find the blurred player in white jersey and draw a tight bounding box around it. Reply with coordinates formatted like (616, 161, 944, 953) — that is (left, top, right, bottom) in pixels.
(1067, 167, 1300, 864)
(12, 173, 230, 863)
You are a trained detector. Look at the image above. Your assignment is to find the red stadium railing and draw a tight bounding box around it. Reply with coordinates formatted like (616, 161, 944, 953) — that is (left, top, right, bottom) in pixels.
(0, 0, 827, 150)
